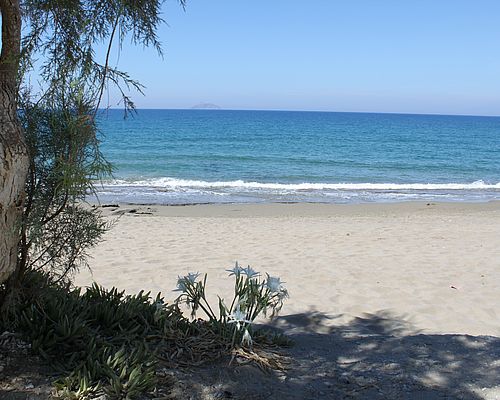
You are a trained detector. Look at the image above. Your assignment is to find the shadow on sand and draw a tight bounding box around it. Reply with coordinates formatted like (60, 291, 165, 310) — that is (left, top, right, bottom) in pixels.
(1, 310, 498, 399)
(189, 310, 500, 400)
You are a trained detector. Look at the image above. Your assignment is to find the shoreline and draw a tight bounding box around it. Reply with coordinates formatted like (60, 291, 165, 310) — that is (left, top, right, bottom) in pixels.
(91, 199, 500, 217)
(77, 200, 500, 337)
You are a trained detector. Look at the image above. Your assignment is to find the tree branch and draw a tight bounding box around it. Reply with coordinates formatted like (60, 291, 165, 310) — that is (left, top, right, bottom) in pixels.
(94, 13, 120, 116)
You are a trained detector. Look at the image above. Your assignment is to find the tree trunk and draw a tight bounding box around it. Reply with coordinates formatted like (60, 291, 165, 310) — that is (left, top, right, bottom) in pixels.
(0, 0, 29, 285)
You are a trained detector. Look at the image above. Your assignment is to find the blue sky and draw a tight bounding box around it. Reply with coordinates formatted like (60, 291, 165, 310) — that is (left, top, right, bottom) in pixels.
(102, 0, 500, 116)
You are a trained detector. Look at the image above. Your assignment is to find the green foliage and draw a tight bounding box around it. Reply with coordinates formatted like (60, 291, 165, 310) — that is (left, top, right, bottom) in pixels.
(21, 0, 183, 111)
(16, 85, 111, 283)
(14, 1, 186, 284)
(5, 270, 187, 399)
(1, 267, 292, 398)
(54, 346, 157, 400)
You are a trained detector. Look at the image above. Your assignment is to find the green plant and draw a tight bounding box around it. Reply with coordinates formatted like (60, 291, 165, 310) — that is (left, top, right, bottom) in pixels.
(16, 90, 112, 285)
(174, 262, 289, 348)
(4, 270, 188, 399)
(0, 266, 292, 399)
(1, 0, 187, 289)
(54, 346, 157, 400)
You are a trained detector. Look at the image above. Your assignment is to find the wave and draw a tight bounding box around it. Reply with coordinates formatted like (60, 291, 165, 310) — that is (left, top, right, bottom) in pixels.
(101, 178, 500, 191)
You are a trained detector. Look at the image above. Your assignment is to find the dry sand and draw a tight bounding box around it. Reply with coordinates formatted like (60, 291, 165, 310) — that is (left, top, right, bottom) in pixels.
(77, 201, 500, 337)
(74, 201, 500, 399)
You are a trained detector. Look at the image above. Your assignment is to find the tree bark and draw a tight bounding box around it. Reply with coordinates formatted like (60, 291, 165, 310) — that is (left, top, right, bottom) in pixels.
(0, 0, 29, 284)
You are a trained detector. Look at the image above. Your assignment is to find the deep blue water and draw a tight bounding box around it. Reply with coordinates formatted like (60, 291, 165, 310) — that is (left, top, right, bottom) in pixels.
(95, 109, 500, 204)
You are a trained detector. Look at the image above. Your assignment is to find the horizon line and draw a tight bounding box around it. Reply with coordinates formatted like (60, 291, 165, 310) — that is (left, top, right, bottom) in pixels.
(100, 107, 500, 118)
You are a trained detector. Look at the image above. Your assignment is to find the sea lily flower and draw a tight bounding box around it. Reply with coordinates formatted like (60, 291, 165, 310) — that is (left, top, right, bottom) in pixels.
(266, 273, 285, 293)
(173, 276, 187, 292)
(173, 272, 200, 292)
(228, 307, 252, 330)
(185, 272, 200, 283)
(226, 262, 243, 277)
(241, 328, 253, 346)
(242, 265, 260, 278)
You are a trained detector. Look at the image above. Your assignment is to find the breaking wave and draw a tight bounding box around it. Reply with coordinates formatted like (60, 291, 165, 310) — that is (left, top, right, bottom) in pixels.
(102, 178, 500, 191)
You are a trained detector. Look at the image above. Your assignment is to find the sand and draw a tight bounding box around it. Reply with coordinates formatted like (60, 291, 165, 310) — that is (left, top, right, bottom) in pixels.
(76, 201, 500, 336)
(74, 201, 500, 399)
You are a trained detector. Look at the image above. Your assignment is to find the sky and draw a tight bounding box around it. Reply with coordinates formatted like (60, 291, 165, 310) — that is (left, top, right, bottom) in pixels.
(101, 0, 500, 116)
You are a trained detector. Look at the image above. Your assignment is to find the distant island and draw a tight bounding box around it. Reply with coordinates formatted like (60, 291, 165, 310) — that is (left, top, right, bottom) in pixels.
(191, 103, 222, 110)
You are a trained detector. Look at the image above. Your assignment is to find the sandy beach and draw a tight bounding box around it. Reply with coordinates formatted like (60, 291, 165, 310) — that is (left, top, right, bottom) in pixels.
(73, 201, 500, 399)
(76, 201, 500, 337)
(4, 3, 500, 399)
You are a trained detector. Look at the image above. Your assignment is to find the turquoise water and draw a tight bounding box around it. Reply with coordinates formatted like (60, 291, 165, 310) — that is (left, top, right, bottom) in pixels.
(96, 109, 500, 204)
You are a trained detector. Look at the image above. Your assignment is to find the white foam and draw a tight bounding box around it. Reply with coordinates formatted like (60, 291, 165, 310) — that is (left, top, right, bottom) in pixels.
(102, 178, 500, 191)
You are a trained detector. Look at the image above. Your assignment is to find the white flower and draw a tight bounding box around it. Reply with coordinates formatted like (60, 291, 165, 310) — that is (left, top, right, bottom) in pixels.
(241, 328, 252, 347)
(242, 265, 259, 278)
(226, 262, 243, 277)
(173, 272, 200, 292)
(185, 272, 200, 283)
(266, 273, 285, 293)
(228, 306, 252, 330)
(173, 276, 187, 292)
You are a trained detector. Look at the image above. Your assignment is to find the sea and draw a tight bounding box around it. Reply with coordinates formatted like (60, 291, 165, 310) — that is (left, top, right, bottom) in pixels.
(94, 109, 500, 205)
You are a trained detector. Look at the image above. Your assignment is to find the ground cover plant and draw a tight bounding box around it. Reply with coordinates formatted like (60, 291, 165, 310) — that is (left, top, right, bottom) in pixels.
(0, 264, 290, 399)
(2, 270, 187, 399)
